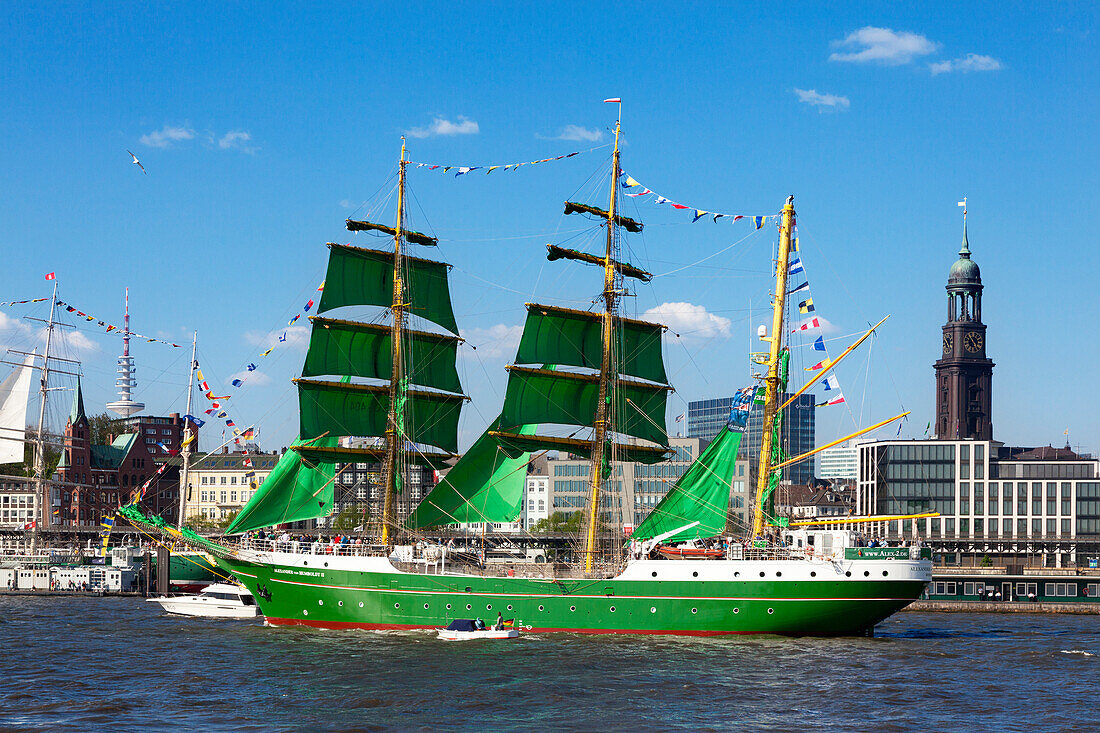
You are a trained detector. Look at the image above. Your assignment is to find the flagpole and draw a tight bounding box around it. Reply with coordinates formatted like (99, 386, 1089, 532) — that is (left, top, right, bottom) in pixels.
(176, 332, 197, 528)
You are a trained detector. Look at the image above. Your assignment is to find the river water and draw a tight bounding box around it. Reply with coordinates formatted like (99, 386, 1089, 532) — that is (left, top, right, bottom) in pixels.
(0, 596, 1096, 732)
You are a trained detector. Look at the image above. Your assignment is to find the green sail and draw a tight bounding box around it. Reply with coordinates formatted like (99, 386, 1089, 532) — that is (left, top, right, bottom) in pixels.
(500, 367, 669, 448)
(317, 244, 459, 335)
(302, 317, 462, 394)
(515, 305, 667, 384)
(224, 437, 339, 535)
(631, 426, 744, 543)
(297, 379, 463, 454)
(406, 416, 537, 529)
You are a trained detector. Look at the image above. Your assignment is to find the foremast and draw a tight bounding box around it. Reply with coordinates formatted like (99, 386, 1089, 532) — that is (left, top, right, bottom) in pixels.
(381, 138, 409, 549)
(751, 196, 796, 539)
(580, 117, 623, 574)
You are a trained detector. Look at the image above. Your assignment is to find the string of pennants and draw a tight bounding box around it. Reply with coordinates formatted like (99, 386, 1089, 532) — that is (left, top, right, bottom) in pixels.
(409, 144, 606, 177)
(0, 297, 49, 307)
(54, 300, 185, 348)
(619, 171, 773, 229)
(786, 255, 846, 408)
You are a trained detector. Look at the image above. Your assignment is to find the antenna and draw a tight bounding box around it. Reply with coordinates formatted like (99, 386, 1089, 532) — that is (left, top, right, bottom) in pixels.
(106, 288, 145, 417)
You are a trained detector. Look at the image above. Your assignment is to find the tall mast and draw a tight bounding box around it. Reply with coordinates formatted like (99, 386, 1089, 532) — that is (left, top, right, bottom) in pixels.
(581, 114, 623, 574)
(176, 332, 198, 528)
(30, 281, 59, 551)
(381, 138, 408, 548)
(751, 196, 796, 538)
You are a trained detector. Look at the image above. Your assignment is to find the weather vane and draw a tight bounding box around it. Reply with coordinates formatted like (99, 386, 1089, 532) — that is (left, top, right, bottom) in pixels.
(957, 196, 967, 223)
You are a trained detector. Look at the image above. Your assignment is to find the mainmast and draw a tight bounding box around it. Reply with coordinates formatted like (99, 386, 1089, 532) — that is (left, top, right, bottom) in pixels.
(751, 196, 796, 538)
(381, 138, 409, 548)
(580, 115, 623, 574)
(176, 332, 197, 528)
(30, 281, 58, 551)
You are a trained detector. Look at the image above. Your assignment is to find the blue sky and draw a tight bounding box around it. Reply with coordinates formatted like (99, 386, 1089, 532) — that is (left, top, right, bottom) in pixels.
(1, 2, 1097, 457)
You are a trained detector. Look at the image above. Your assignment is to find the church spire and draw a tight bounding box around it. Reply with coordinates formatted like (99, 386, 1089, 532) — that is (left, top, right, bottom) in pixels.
(70, 376, 86, 425)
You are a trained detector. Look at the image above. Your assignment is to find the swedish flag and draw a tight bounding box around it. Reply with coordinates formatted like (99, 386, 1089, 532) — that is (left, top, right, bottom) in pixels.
(799, 298, 815, 314)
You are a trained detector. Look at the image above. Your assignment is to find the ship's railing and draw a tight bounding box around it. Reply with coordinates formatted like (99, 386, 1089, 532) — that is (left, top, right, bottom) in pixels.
(232, 537, 386, 557)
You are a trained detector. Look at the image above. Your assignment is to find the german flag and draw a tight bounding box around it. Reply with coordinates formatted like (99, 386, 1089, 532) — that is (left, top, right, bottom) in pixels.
(502, 618, 516, 628)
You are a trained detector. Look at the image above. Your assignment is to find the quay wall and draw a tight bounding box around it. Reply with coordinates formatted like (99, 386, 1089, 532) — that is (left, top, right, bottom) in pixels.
(905, 600, 1100, 614)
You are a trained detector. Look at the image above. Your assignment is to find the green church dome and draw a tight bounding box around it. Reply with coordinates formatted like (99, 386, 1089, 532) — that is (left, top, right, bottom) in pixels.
(948, 224, 981, 284)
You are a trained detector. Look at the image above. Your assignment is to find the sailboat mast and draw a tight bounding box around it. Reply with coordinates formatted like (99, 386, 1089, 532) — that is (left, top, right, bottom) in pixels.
(581, 117, 623, 574)
(176, 332, 197, 528)
(31, 280, 59, 550)
(381, 138, 408, 548)
(751, 196, 795, 538)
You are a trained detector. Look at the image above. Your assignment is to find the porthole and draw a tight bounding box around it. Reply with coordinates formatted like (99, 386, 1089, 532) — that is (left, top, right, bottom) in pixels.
(394, 603, 400, 609)
(610, 606, 616, 612)
(486, 604, 493, 611)
(446, 604, 452, 610)
(318, 599, 324, 606)
(466, 604, 472, 610)
(864, 571, 870, 577)
(650, 607, 656, 613)
(338, 601, 343, 607)
(767, 608, 774, 614)
(424, 603, 430, 610)
(883, 571, 889, 577)
(507, 605, 513, 611)
(303, 609, 308, 616)
(734, 571, 740, 578)
(324, 562, 329, 567)
(810, 571, 817, 578)
(651, 571, 658, 578)
(302, 561, 308, 566)
(570, 605, 576, 612)
(692, 571, 699, 578)
(776, 572, 782, 578)
(691, 608, 698, 614)
(845, 571, 852, 577)
(359, 602, 364, 608)
(539, 605, 545, 611)
(733, 608, 740, 615)
(759, 572, 765, 578)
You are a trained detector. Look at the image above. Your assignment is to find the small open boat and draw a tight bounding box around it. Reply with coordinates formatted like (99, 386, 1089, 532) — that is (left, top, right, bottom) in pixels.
(656, 545, 724, 560)
(437, 619, 519, 641)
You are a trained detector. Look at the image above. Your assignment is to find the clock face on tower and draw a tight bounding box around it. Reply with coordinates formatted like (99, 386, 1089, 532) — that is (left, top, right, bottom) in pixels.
(964, 332, 983, 353)
(943, 333, 953, 354)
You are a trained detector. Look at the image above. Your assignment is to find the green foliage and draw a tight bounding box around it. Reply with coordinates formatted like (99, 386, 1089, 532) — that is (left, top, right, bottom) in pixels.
(217, 510, 240, 531)
(88, 412, 115, 445)
(980, 554, 993, 567)
(532, 510, 584, 534)
(332, 504, 369, 531)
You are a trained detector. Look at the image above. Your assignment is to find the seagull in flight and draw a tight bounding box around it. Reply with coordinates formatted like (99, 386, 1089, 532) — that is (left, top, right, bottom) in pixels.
(127, 150, 146, 174)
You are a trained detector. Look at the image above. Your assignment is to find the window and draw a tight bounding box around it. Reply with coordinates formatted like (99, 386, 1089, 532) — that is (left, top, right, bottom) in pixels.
(221, 477, 227, 485)
(1086, 583, 1100, 597)
(162, 428, 172, 435)
(1047, 519, 1056, 535)
(230, 491, 237, 502)
(230, 476, 237, 485)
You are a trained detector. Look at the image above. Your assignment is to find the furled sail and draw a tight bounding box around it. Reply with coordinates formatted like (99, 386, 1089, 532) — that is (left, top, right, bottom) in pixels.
(317, 244, 459, 335)
(0, 354, 35, 465)
(631, 386, 754, 543)
(224, 436, 339, 535)
(345, 218, 438, 246)
(406, 415, 537, 529)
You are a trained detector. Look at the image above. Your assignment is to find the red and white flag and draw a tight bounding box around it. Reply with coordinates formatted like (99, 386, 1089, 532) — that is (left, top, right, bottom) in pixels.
(44, 272, 56, 281)
(826, 394, 846, 406)
(603, 97, 621, 103)
(793, 317, 820, 332)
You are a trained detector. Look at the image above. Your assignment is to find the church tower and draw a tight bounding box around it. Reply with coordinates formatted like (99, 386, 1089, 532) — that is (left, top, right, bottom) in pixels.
(934, 212, 994, 439)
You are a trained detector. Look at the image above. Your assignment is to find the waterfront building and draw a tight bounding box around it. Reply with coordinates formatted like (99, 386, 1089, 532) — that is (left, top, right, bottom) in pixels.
(0, 477, 37, 529)
(817, 441, 860, 480)
(522, 457, 549, 529)
(329, 456, 435, 531)
(182, 451, 281, 523)
(545, 437, 752, 533)
(855, 221, 1100, 567)
(687, 393, 815, 485)
(55, 380, 193, 526)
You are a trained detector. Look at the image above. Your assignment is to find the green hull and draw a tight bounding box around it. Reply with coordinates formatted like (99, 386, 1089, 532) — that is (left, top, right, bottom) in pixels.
(168, 552, 220, 592)
(217, 553, 930, 636)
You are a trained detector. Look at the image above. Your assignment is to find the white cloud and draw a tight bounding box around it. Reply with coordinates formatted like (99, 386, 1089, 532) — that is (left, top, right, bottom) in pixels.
(829, 27, 939, 65)
(0, 311, 33, 339)
(461, 324, 523, 359)
(139, 125, 196, 148)
(218, 130, 255, 152)
(49, 327, 99, 355)
(930, 53, 1004, 75)
(538, 124, 603, 142)
(229, 370, 272, 387)
(643, 303, 731, 340)
(243, 325, 310, 352)
(794, 88, 851, 111)
(405, 116, 480, 139)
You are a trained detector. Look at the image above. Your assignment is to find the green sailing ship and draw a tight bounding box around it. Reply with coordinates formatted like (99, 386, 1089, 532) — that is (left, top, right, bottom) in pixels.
(123, 115, 931, 635)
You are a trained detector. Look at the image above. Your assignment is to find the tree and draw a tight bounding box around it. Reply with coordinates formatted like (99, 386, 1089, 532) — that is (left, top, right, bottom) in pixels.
(333, 504, 370, 531)
(532, 511, 585, 534)
(0, 431, 59, 477)
(217, 510, 240, 531)
(87, 412, 116, 446)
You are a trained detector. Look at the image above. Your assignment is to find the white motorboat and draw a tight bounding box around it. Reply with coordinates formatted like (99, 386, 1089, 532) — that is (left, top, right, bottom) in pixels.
(148, 582, 260, 619)
(437, 619, 519, 641)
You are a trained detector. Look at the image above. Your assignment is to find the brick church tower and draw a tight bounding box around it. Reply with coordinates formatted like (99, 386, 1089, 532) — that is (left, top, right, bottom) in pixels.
(933, 214, 994, 440)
